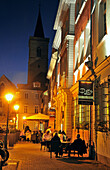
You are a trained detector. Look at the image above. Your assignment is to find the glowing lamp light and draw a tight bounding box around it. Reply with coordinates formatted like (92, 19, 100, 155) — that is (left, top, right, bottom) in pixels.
(23, 116, 26, 120)
(5, 93, 13, 102)
(14, 104, 19, 111)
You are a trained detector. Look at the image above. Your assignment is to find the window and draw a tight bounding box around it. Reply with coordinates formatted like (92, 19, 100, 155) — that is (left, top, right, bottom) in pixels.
(33, 82, 41, 88)
(0, 100, 2, 107)
(95, 80, 110, 131)
(85, 20, 90, 58)
(25, 93, 28, 99)
(0, 83, 5, 96)
(35, 105, 39, 113)
(35, 93, 39, 99)
(75, 41, 79, 71)
(98, 0, 106, 42)
(24, 106, 28, 113)
(79, 32, 84, 65)
(73, 97, 89, 130)
(37, 47, 41, 57)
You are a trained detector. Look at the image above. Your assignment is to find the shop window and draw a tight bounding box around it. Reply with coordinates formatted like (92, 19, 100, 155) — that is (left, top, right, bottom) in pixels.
(95, 81, 110, 131)
(73, 97, 89, 130)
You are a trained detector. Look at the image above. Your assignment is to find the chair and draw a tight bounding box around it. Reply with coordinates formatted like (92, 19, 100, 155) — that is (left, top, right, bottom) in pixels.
(68, 139, 87, 157)
(49, 141, 61, 158)
(31, 134, 36, 143)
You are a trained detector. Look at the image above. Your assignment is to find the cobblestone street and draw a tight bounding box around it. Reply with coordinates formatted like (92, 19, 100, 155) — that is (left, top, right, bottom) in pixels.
(2, 141, 110, 170)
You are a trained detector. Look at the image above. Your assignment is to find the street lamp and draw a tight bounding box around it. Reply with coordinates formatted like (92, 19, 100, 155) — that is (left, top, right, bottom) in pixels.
(14, 104, 19, 129)
(5, 93, 13, 149)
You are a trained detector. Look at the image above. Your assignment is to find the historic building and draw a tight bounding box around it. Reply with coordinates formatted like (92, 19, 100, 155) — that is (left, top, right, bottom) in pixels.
(17, 9, 49, 131)
(47, 0, 110, 166)
(0, 75, 17, 130)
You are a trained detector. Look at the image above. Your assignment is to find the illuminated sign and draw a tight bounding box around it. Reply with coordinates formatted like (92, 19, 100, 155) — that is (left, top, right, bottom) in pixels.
(78, 80, 93, 105)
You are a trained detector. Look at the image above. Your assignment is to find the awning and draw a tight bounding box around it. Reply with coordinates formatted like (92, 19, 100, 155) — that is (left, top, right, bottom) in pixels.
(26, 113, 49, 121)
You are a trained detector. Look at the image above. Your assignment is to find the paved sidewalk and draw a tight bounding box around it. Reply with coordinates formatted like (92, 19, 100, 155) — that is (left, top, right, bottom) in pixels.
(2, 141, 110, 170)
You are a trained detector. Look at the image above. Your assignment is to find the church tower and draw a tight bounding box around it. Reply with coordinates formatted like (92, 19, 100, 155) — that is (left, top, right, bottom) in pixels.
(28, 9, 49, 91)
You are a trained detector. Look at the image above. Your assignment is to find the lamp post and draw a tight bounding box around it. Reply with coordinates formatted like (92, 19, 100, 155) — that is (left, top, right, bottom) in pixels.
(5, 93, 13, 149)
(14, 104, 19, 129)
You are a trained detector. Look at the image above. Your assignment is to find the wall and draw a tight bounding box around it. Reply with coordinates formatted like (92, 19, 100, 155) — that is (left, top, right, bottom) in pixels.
(97, 132, 110, 166)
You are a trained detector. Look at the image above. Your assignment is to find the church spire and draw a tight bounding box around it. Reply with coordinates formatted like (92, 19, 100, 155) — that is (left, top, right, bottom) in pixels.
(34, 9, 45, 38)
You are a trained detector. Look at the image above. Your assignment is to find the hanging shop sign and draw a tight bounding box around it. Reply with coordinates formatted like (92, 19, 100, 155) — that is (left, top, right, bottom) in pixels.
(78, 80, 93, 105)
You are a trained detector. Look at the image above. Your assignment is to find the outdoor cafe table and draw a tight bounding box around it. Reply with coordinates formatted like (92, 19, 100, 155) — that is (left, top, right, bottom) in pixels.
(61, 141, 71, 153)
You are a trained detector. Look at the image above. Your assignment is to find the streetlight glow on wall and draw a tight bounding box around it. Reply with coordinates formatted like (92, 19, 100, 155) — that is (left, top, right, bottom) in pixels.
(14, 104, 19, 129)
(5, 93, 13, 149)
(14, 104, 19, 111)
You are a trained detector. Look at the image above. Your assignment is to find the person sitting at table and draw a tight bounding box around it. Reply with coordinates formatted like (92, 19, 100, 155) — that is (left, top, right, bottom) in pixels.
(68, 134, 87, 156)
(62, 131, 67, 141)
(26, 129, 31, 141)
(51, 132, 63, 158)
(20, 129, 26, 141)
(42, 130, 51, 141)
(25, 126, 31, 141)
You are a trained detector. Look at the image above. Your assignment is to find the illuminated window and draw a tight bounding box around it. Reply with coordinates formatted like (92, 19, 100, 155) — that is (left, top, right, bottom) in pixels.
(73, 97, 89, 130)
(95, 80, 110, 131)
(35, 105, 39, 113)
(79, 32, 84, 65)
(24, 106, 28, 113)
(33, 82, 41, 88)
(98, 0, 106, 42)
(75, 41, 79, 71)
(85, 20, 90, 58)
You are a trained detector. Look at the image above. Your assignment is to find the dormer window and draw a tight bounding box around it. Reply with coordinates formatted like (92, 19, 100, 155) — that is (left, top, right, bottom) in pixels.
(33, 82, 41, 88)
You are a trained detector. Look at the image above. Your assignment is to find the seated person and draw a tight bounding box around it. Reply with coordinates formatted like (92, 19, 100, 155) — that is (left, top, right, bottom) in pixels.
(51, 132, 63, 158)
(20, 129, 26, 141)
(42, 130, 51, 141)
(69, 134, 87, 156)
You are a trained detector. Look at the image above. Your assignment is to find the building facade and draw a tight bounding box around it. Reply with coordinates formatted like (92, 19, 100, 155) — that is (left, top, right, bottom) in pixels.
(17, 9, 49, 131)
(47, 0, 110, 166)
(0, 75, 17, 130)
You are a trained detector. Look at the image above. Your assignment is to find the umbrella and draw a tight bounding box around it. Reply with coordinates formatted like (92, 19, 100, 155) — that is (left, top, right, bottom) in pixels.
(26, 113, 49, 121)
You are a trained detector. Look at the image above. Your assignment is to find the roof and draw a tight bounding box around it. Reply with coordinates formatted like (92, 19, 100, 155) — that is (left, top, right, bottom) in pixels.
(0, 74, 16, 89)
(34, 10, 44, 38)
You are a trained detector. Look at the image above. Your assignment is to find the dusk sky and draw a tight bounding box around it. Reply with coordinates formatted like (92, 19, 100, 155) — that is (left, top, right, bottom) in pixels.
(0, 0, 59, 86)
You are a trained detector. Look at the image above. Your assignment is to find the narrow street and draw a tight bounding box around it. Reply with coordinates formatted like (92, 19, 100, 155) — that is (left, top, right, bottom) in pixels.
(2, 141, 110, 170)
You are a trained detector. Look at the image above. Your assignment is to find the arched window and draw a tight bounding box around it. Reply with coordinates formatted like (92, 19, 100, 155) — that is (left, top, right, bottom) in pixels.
(37, 47, 41, 57)
(0, 83, 5, 96)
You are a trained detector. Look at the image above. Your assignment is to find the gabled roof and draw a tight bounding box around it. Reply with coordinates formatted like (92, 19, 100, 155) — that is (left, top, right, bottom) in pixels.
(0, 74, 16, 89)
(34, 10, 45, 38)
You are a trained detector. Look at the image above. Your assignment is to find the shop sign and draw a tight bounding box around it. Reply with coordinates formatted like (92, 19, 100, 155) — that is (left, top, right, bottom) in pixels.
(78, 80, 93, 105)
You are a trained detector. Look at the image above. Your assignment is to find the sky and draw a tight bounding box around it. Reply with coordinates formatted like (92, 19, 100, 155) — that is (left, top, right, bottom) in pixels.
(0, 0, 59, 86)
